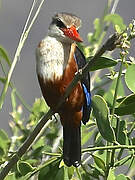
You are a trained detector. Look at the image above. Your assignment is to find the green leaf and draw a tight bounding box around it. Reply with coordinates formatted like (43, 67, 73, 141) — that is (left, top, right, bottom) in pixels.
(104, 78, 125, 106)
(64, 166, 69, 180)
(115, 24, 123, 34)
(92, 95, 115, 143)
(125, 64, 135, 94)
(0, 129, 10, 156)
(88, 56, 117, 71)
(94, 134, 104, 147)
(87, 18, 102, 44)
(107, 168, 115, 180)
(0, 147, 4, 158)
(87, 165, 102, 179)
(115, 174, 129, 180)
(29, 98, 49, 123)
(82, 126, 95, 145)
(31, 146, 44, 158)
(0, 77, 6, 84)
(32, 136, 45, 150)
(104, 14, 126, 32)
(34, 98, 48, 112)
(21, 171, 37, 180)
(26, 159, 38, 165)
(116, 94, 135, 104)
(116, 120, 128, 145)
(75, 167, 82, 180)
(5, 173, 16, 180)
(126, 177, 132, 180)
(0, 45, 11, 66)
(92, 154, 106, 171)
(17, 161, 34, 176)
(67, 166, 74, 179)
(93, 18, 102, 40)
(114, 155, 132, 167)
(55, 167, 64, 180)
(115, 94, 135, 115)
(40, 157, 60, 171)
(82, 173, 91, 180)
(38, 158, 61, 180)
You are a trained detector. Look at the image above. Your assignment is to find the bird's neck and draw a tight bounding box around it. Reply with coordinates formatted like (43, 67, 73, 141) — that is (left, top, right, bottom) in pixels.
(36, 35, 76, 82)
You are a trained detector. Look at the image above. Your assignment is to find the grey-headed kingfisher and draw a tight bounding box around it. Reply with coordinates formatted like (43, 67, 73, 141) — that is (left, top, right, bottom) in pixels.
(36, 12, 91, 167)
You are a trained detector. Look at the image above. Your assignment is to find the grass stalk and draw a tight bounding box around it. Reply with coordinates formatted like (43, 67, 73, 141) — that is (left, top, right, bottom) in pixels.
(0, 0, 46, 110)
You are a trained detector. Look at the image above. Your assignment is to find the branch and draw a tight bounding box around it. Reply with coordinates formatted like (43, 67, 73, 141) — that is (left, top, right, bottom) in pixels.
(82, 145, 135, 153)
(0, 33, 121, 179)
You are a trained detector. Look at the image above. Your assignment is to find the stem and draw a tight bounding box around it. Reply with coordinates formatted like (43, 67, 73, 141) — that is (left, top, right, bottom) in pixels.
(115, 116, 120, 140)
(110, 116, 120, 166)
(98, 0, 120, 47)
(0, 56, 32, 113)
(82, 145, 135, 153)
(102, 1, 120, 178)
(110, 54, 125, 162)
(14, 89, 32, 113)
(117, 149, 124, 161)
(76, 167, 82, 180)
(114, 155, 132, 167)
(0, 0, 46, 110)
(128, 120, 135, 137)
(105, 53, 125, 178)
(105, 141, 113, 180)
(42, 152, 61, 157)
(111, 0, 120, 14)
(27, 157, 59, 179)
(111, 56, 124, 119)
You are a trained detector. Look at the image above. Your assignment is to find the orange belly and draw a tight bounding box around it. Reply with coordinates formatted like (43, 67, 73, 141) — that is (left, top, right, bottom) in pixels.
(38, 74, 84, 127)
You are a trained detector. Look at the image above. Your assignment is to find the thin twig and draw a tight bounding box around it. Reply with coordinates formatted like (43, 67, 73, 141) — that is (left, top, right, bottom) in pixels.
(82, 145, 135, 153)
(111, 0, 120, 14)
(0, 0, 46, 110)
(109, 56, 125, 168)
(0, 59, 32, 113)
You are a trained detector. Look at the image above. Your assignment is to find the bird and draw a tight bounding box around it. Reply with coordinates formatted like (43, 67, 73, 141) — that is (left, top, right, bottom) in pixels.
(36, 12, 91, 167)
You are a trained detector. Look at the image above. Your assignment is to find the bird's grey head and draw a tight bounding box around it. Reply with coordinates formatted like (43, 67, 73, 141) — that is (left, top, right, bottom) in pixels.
(48, 12, 82, 43)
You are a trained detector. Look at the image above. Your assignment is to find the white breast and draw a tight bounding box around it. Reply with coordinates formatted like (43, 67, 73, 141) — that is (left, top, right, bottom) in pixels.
(36, 36, 70, 81)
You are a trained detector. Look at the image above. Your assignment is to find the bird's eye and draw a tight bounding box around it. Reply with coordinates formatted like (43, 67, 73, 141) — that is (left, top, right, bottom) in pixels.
(52, 18, 66, 28)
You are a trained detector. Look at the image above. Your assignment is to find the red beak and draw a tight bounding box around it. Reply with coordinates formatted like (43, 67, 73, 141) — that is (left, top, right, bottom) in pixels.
(61, 26, 83, 42)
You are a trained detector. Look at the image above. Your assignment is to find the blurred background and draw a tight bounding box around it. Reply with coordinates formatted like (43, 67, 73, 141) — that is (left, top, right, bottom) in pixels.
(0, 0, 135, 134)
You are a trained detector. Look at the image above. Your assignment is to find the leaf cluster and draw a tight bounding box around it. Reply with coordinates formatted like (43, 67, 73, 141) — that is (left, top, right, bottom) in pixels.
(0, 2, 135, 180)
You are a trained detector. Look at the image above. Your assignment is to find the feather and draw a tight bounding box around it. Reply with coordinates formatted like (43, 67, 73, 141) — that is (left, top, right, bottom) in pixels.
(74, 47, 91, 124)
(63, 124, 81, 167)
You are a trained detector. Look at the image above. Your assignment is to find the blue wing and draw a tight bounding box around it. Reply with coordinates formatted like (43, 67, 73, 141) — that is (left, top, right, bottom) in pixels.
(74, 46, 91, 124)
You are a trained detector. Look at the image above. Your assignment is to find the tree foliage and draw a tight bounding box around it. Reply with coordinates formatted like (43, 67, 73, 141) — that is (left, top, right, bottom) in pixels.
(0, 1, 135, 179)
